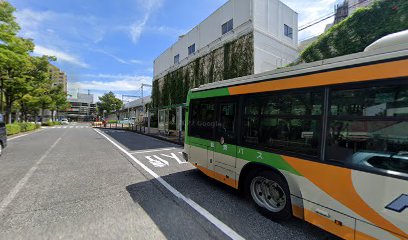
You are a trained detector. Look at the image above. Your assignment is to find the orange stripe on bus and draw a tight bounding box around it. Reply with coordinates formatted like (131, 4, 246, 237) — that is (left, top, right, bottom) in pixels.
(228, 59, 408, 95)
(292, 205, 304, 219)
(304, 208, 355, 240)
(283, 156, 408, 239)
(195, 165, 238, 189)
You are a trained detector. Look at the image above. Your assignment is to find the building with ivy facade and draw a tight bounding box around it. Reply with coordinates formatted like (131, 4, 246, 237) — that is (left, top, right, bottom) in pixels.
(151, 0, 298, 108)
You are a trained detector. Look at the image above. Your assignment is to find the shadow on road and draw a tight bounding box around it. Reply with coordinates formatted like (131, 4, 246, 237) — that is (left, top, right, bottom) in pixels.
(100, 129, 179, 151)
(126, 169, 339, 240)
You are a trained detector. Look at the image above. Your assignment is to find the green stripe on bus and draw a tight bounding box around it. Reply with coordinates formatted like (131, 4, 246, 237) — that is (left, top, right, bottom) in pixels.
(187, 137, 301, 176)
(189, 88, 230, 100)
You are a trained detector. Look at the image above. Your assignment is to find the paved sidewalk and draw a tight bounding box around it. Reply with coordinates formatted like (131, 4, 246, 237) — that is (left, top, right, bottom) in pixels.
(93, 123, 184, 145)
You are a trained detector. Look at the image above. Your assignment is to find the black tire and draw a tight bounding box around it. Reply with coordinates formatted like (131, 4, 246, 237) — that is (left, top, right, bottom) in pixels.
(245, 170, 292, 221)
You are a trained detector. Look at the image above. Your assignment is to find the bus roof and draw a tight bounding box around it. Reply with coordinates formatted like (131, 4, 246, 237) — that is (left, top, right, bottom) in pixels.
(192, 41, 408, 93)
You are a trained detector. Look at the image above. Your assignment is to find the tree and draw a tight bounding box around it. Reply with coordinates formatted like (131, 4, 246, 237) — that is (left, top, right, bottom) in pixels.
(50, 84, 69, 121)
(97, 92, 123, 118)
(0, 1, 35, 123)
(300, 0, 408, 63)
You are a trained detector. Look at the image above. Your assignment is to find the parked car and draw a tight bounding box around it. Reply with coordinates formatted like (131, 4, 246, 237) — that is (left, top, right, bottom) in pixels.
(61, 119, 69, 125)
(0, 114, 7, 156)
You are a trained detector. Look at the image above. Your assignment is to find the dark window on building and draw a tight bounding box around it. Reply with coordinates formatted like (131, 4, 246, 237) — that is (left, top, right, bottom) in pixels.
(189, 99, 216, 140)
(284, 24, 293, 39)
(242, 90, 323, 157)
(188, 44, 196, 55)
(222, 19, 234, 35)
(327, 82, 408, 176)
(174, 54, 180, 64)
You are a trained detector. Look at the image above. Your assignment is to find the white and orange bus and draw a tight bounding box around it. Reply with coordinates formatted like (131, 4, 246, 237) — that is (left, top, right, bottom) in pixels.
(183, 31, 408, 240)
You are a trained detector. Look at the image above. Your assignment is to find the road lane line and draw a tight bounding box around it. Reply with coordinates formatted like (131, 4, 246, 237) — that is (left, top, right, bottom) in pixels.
(0, 136, 63, 213)
(129, 147, 178, 154)
(94, 129, 244, 240)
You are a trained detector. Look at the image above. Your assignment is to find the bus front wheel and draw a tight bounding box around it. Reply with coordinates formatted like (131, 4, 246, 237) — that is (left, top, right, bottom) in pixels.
(246, 170, 292, 221)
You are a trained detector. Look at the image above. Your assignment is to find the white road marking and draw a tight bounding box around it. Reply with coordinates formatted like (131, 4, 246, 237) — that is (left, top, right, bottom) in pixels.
(94, 129, 244, 240)
(0, 136, 63, 213)
(8, 134, 29, 141)
(160, 153, 187, 164)
(130, 147, 178, 154)
(145, 156, 168, 168)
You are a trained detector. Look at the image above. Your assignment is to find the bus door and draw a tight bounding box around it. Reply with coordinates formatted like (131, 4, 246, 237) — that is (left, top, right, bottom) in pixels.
(210, 98, 238, 186)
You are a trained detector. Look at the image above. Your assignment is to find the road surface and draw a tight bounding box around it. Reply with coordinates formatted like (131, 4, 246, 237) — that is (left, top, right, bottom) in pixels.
(0, 123, 336, 239)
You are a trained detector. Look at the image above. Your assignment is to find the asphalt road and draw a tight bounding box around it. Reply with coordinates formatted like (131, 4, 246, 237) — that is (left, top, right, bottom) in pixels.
(0, 123, 337, 239)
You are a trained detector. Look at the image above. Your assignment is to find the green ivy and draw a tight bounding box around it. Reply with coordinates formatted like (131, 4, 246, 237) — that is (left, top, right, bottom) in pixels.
(301, 0, 408, 63)
(152, 33, 254, 108)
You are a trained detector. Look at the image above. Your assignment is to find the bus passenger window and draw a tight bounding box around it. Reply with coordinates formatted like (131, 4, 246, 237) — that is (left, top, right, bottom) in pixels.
(242, 90, 322, 157)
(328, 83, 408, 176)
(189, 100, 215, 140)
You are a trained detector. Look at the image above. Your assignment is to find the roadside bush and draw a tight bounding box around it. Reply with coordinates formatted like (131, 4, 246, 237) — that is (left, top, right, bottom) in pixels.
(18, 122, 38, 132)
(108, 120, 118, 123)
(42, 121, 63, 126)
(6, 124, 21, 136)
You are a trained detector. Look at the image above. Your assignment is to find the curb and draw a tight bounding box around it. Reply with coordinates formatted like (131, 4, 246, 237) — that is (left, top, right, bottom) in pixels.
(93, 127, 184, 146)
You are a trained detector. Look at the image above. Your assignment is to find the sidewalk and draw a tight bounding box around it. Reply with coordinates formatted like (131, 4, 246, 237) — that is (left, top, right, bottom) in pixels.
(93, 123, 184, 145)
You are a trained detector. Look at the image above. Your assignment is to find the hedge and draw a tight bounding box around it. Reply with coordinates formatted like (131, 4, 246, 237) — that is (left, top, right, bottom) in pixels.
(6, 124, 21, 136)
(300, 0, 408, 63)
(41, 121, 62, 126)
(5, 122, 40, 136)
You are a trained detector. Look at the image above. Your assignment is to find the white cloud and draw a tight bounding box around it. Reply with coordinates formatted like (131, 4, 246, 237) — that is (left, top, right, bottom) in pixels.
(128, 0, 164, 44)
(282, 0, 337, 41)
(34, 45, 90, 68)
(130, 15, 149, 43)
(130, 59, 144, 64)
(72, 74, 152, 92)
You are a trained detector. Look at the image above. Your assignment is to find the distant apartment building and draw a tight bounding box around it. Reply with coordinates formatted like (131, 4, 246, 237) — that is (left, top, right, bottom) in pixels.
(48, 64, 68, 92)
(63, 92, 96, 122)
(334, 0, 375, 24)
(152, 0, 298, 107)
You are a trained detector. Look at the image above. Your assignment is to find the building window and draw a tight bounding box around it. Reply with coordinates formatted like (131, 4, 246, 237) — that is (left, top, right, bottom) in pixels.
(188, 44, 196, 55)
(222, 19, 234, 35)
(284, 24, 293, 39)
(174, 54, 180, 64)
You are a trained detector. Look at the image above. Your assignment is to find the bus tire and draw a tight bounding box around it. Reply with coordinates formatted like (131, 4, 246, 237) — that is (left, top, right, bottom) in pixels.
(246, 170, 292, 221)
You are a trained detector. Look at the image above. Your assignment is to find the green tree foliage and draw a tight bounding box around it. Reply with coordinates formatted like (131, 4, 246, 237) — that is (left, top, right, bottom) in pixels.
(97, 92, 123, 116)
(0, 2, 66, 123)
(301, 0, 408, 63)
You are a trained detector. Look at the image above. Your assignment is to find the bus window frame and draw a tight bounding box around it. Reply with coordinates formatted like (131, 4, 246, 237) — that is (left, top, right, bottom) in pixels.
(238, 87, 325, 161)
(324, 78, 408, 181)
(188, 98, 217, 141)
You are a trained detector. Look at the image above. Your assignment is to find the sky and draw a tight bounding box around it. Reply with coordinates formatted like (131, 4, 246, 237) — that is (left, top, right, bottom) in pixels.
(9, 0, 341, 102)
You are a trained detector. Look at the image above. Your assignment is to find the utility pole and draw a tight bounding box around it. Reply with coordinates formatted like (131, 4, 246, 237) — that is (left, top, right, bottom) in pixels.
(141, 83, 152, 112)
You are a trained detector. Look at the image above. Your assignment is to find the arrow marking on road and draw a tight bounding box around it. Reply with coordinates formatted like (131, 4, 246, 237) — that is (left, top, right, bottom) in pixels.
(161, 153, 187, 164)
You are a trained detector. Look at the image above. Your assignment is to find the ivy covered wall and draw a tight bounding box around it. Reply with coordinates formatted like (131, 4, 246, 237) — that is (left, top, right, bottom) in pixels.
(300, 0, 408, 63)
(151, 33, 254, 108)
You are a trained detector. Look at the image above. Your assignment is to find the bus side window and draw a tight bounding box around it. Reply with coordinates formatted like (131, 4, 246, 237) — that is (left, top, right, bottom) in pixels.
(189, 99, 215, 140)
(327, 83, 408, 176)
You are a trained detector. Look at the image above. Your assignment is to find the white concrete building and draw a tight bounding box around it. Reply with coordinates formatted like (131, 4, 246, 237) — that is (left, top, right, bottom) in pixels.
(154, 0, 298, 79)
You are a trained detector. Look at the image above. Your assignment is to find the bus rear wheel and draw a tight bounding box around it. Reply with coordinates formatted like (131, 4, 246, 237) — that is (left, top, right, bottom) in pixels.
(246, 170, 292, 221)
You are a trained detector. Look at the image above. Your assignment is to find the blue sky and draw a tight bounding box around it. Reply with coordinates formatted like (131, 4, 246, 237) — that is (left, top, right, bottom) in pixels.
(9, 0, 340, 102)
